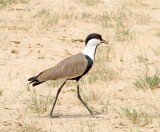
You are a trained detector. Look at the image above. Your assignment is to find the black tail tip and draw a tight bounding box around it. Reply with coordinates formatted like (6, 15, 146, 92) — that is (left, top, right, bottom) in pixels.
(32, 81, 44, 86)
(28, 76, 44, 87)
(28, 76, 37, 81)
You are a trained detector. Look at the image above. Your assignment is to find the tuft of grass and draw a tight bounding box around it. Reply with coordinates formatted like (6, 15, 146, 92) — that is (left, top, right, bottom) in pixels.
(0, 0, 30, 9)
(22, 119, 43, 132)
(101, 11, 111, 28)
(77, 0, 102, 6)
(133, 72, 160, 90)
(0, 89, 2, 96)
(156, 31, 160, 37)
(35, 9, 59, 30)
(137, 48, 148, 62)
(80, 86, 105, 103)
(28, 88, 53, 113)
(25, 84, 32, 91)
(21, 80, 32, 91)
(80, 84, 109, 114)
(61, 10, 78, 20)
(137, 14, 150, 25)
(101, 4, 136, 42)
(122, 107, 141, 124)
(21, 125, 42, 132)
(0, 0, 6, 8)
(89, 99, 109, 114)
(113, 5, 135, 41)
(151, 46, 160, 56)
(122, 107, 153, 125)
(137, 54, 148, 62)
(82, 12, 92, 19)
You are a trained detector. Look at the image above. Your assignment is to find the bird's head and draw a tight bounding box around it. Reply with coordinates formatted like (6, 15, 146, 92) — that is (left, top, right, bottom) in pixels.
(85, 33, 108, 47)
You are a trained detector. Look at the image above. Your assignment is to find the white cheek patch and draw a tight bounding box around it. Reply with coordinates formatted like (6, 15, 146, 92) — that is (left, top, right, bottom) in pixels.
(81, 38, 101, 60)
(87, 39, 101, 46)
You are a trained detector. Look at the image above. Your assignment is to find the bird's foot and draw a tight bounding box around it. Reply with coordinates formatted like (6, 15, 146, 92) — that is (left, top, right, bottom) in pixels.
(50, 113, 60, 118)
(89, 112, 95, 117)
(90, 112, 104, 118)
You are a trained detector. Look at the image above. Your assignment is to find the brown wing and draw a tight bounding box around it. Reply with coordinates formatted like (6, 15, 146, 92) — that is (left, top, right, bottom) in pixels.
(37, 53, 88, 82)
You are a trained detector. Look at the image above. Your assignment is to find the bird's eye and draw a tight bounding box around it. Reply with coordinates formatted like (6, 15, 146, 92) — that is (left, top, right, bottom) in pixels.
(96, 36, 102, 40)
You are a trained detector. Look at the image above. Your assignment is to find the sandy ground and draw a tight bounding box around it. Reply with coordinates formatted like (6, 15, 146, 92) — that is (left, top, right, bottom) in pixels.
(0, 0, 160, 131)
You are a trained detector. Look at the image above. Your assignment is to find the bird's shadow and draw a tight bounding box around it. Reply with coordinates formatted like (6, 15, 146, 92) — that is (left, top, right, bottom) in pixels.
(41, 113, 92, 119)
(38, 113, 106, 119)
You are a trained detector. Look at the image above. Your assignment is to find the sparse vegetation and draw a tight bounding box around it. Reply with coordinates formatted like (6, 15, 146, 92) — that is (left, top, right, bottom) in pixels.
(21, 81, 31, 91)
(82, 11, 92, 19)
(115, 14, 135, 41)
(0, 0, 30, 9)
(122, 107, 153, 125)
(21, 125, 42, 132)
(80, 81, 109, 114)
(88, 99, 109, 114)
(80, 86, 104, 103)
(137, 14, 150, 25)
(61, 10, 78, 20)
(28, 88, 53, 113)
(35, 9, 59, 30)
(77, 0, 102, 6)
(156, 31, 160, 37)
(137, 54, 148, 62)
(0, 89, 2, 96)
(101, 4, 136, 41)
(151, 46, 160, 56)
(134, 72, 160, 90)
(137, 48, 149, 62)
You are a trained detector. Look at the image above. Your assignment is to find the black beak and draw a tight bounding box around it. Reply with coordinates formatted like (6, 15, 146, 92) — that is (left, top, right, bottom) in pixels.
(101, 39, 109, 44)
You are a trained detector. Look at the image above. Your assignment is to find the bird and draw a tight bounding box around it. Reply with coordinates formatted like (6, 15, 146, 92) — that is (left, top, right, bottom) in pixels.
(28, 33, 108, 118)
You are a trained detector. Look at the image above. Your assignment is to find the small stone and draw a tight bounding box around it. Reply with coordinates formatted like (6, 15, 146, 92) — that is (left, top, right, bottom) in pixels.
(18, 122, 23, 126)
(11, 49, 19, 54)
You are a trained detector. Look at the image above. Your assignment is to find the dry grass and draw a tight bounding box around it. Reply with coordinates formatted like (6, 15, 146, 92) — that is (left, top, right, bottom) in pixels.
(101, 4, 136, 42)
(77, 0, 102, 6)
(0, 0, 30, 8)
(151, 46, 160, 56)
(133, 72, 160, 90)
(137, 54, 148, 62)
(28, 88, 53, 113)
(21, 126, 42, 132)
(156, 31, 160, 37)
(35, 9, 59, 30)
(81, 86, 109, 114)
(122, 107, 153, 125)
(0, 89, 2, 96)
(137, 14, 150, 25)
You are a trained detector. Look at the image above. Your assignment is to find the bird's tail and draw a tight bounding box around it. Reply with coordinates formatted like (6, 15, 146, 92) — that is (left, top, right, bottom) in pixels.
(28, 75, 44, 86)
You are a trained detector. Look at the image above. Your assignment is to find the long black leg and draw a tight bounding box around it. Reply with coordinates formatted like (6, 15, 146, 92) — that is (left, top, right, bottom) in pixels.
(50, 81, 66, 118)
(77, 83, 93, 115)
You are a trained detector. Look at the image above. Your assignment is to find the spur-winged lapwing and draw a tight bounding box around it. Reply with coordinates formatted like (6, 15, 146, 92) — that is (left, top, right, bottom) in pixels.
(28, 33, 108, 117)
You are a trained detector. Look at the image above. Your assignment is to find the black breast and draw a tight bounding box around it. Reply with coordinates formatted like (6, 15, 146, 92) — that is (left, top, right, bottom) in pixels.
(74, 55, 93, 81)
